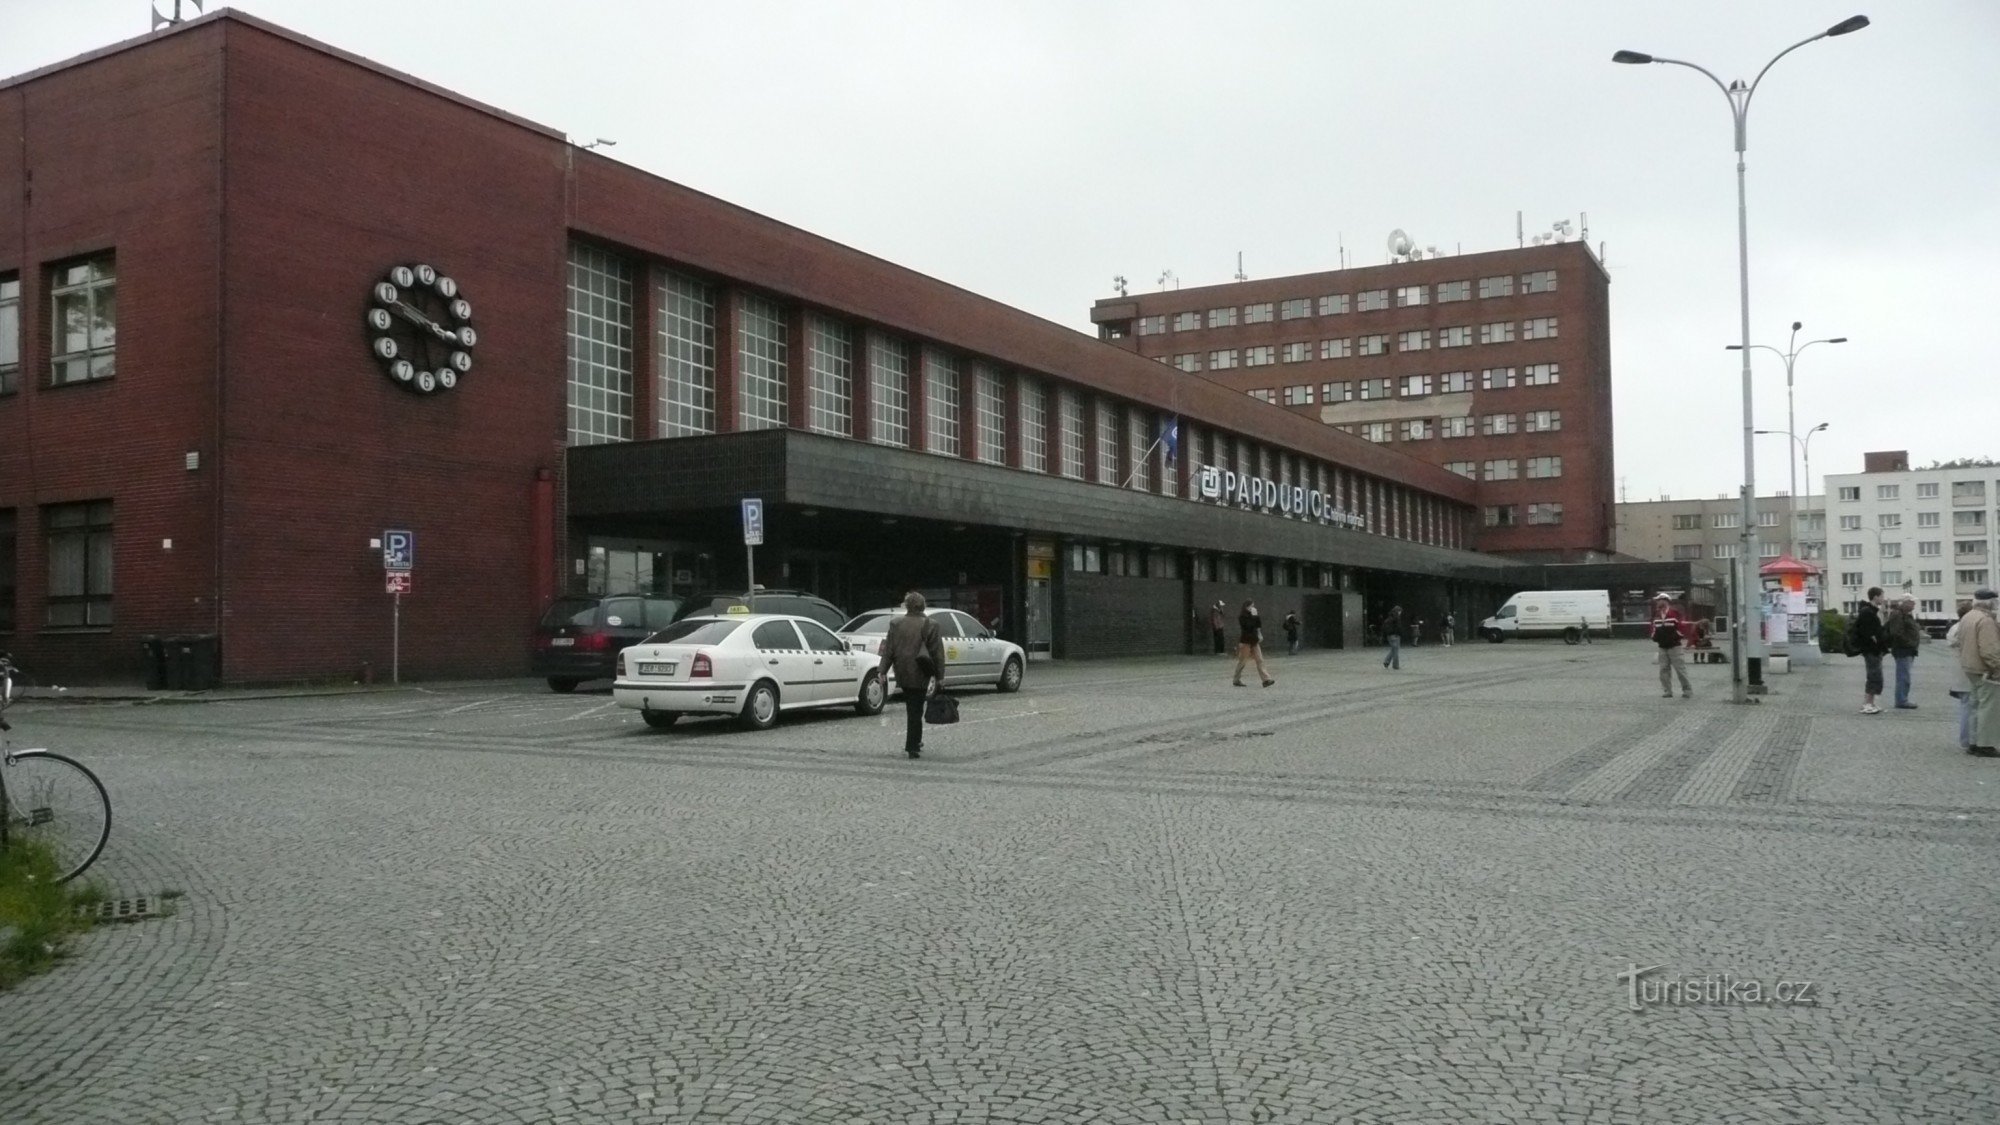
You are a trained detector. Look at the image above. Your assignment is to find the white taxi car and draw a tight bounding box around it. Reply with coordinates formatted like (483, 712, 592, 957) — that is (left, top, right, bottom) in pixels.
(613, 613, 886, 730)
(837, 607, 1026, 693)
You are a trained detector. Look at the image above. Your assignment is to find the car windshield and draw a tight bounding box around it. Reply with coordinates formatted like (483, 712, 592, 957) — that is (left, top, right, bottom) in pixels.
(647, 619, 743, 646)
(840, 613, 893, 635)
(538, 598, 599, 629)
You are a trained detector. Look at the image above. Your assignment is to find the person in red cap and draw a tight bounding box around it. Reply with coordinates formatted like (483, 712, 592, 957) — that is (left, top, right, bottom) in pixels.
(1651, 594, 1691, 699)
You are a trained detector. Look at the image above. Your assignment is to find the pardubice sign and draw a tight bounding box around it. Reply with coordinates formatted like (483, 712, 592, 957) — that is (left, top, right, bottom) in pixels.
(1197, 465, 1366, 528)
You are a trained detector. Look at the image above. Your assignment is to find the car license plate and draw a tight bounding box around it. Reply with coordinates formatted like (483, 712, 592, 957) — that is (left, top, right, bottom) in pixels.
(549, 637, 574, 647)
(639, 662, 676, 676)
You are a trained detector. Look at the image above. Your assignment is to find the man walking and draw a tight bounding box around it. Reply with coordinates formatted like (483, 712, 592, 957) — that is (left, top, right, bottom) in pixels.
(1852, 586, 1889, 715)
(1948, 598, 1977, 751)
(1959, 586, 2000, 758)
(1651, 595, 1691, 699)
(1232, 599, 1275, 688)
(1381, 606, 1405, 670)
(1885, 594, 1924, 710)
(877, 592, 946, 760)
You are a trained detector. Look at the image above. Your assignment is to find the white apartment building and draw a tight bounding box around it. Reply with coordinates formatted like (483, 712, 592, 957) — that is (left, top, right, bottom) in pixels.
(1823, 451, 1999, 624)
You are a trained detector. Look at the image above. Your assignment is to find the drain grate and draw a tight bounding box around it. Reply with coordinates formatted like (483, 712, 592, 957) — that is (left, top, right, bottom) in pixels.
(77, 896, 173, 924)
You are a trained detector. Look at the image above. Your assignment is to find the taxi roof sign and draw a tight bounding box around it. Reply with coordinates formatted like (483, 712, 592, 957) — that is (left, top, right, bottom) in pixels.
(725, 604, 751, 614)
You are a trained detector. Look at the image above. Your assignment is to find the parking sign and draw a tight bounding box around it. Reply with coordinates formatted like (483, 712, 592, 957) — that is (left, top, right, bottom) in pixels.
(741, 499, 764, 547)
(383, 528, 415, 571)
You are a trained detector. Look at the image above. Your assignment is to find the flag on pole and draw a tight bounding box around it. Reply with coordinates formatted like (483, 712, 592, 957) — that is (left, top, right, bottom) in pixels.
(1161, 416, 1180, 464)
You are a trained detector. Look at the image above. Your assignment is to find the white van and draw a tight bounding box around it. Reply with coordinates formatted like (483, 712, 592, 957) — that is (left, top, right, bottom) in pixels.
(1479, 589, 1611, 644)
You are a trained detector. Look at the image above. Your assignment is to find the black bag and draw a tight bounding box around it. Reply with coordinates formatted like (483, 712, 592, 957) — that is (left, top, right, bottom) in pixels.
(1651, 619, 1680, 648)
(924, 693, 959, 725)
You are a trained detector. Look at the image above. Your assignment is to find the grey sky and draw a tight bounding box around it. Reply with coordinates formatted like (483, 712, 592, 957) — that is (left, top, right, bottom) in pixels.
(6, 1, 1995, 504)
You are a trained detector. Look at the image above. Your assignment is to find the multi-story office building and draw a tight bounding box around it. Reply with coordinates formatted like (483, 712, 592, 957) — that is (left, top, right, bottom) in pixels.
(1615, 494, 1826, 567)
(1089, 243, 1614, 560)
(1824, 451, 2000, 623)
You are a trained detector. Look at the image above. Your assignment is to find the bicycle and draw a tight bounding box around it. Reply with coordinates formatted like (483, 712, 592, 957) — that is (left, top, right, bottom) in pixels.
(0, 653, 112, 884)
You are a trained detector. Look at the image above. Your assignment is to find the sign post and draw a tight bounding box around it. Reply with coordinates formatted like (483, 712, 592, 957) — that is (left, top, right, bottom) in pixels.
(741, 498, 764, 611)
(383, 529, 415, 684)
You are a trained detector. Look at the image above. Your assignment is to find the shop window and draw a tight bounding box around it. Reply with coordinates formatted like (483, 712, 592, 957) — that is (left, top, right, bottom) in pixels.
(45, 500, 113, 627)
(569, 243, 635, 444)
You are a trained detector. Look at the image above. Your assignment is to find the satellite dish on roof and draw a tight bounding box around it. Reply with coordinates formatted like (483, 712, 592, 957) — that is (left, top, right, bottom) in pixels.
(1386, 229, 1414, 260)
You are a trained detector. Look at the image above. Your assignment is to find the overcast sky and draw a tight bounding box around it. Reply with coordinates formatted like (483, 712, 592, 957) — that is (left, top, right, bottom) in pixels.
(6, 1, 1995, 502)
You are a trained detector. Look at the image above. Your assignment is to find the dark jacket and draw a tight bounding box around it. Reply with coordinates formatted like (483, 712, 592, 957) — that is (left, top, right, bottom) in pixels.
(878, 612, 946, 686)
(1238, 609, 1262, 646)
(1884, 607, 1923, 656)
(1851, 602, 1888, 657)
(1381, 612, 1404, 639)
(1282, 613, 1300, 638)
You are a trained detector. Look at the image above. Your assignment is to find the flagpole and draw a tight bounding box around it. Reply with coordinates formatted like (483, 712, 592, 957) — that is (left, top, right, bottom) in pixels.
(1119, 417, 1178, 490)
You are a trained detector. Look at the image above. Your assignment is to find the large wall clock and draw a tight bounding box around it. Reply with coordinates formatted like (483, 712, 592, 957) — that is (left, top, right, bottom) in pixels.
(366, 263, 476, 394)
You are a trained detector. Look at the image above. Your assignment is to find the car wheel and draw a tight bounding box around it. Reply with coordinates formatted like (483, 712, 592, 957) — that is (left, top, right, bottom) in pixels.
(740, 680, 779, 730)
(641, 710, 679, 730)
(547, 677, 581, 693)
(998, 656, 1024, 693)
(1562, 627, 1581, 646)
(855, 671, 885, 715)
(1485, 630, 1505, 644)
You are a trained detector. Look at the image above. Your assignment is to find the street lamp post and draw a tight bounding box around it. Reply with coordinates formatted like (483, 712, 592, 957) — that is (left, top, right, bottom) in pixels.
(1614, 14, 1870, 703)
(1731, 327, 1847, 534)
(1756, 421, 1829, 551)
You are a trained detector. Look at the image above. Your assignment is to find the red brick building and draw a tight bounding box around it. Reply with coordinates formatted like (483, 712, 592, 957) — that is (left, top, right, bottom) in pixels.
(1090, 244, 1615, 559)
(0, 12, 1535, 684)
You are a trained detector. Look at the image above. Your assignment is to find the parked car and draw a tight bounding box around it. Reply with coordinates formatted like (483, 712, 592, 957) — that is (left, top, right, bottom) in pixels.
(838, 607, 1026, 693)
(668, 588, 847, 634)
(532, 593, 680, 692)
(613, 614, 885, 730)
(1478, 589, 1611, 644)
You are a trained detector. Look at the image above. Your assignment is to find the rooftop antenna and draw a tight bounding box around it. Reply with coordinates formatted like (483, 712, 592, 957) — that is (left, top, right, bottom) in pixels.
(1112, 275, 1128, 297)
(1386, 228, 1415, 263)
(1552, 219, 1574, 242)
(152, 0, 203, 28)
(581, 138, 617, 150)
(1338, 232, 1346, 270)
(1157, 269, 1178, 292)
(1516, 210, 1524, 248)
(1234, 252, 1247, 283)
(1581, 211, 1589, 241)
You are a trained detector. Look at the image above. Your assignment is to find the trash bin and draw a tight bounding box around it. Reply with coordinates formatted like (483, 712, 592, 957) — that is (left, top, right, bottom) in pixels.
(167, 634, 221, 691)
(140, 635, 167, 691)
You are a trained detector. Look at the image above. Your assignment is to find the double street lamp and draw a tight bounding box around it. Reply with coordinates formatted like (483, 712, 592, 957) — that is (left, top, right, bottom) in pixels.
(1754, 421, 1830, 552)
(1731, 324, 1847, 529)
(1613, 14, 1871, 703)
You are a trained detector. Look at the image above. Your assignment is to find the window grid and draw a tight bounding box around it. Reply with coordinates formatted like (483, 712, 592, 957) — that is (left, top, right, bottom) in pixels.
(1244, 345, 1276, 367)
(1207, 307, 1239, 329)
(1523, 317, 1559, 339)
(1128, 410, 1152, 491)
(1318, 294, 1350, 316)
(1280, 342, 1310, 363)
(868, 336, 912, 447)
(1482, 367, 1516, 390)
(1479, 321, 1516, 345)
(736, 294, 788, 431)
(568, 244, 635, 445)
(1019, 379, 1048, 472)
(1322, 381, 1352, 402)
(1358, 335, 1388, 356)
(974, 368, 1006, 465)
(50, 255, 116, 385)
(654, 268, 713, 438)
(1398, 329, 1430, 352)
(1058, 389, 1085, 479)
(1522, 270, 1557, 293)
(1524, 409, 1562, 432)
(1525, 455, 1562, 479)
(0, 275, 18, 395)
(1321, 338, 1352, 360)
(1357, 289, 1389, 311)
(1243, 302, 1274, 323)
(1096, 401, 1120, 484)
(1280, 298, 1311, 320)
(1437, 280, 1471, 302)
(1522, 363, 1560, 386)
(1526, 503, 1564, 525)
(807, 315, 854, 437)
(924, 351, 962, 457)
(44, 500, 113, 627)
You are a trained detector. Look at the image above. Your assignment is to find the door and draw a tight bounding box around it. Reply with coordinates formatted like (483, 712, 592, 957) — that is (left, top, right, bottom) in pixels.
(749, 619, 815, 706)
(1026, 578, 1052, 655)
(949, 610, 1001, 683)
(928, 610, 966, 682)
(795, 619, 858, 704)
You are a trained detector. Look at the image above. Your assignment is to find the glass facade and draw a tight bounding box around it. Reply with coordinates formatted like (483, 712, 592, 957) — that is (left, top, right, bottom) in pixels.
(807, 315, 853, 437)
(868, 336, 912, 447)
(737, 294, 788, 430)
(567, 243, 634, 445)
(657, 269, 715, 437)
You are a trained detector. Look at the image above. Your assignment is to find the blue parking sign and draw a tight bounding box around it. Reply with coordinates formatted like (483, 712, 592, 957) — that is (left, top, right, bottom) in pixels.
(383, 528, 415, 571)
(741, 499, 764, 547)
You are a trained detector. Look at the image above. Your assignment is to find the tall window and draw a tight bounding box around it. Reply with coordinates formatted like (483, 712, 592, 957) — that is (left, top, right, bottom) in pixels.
(51, 255, 116, 385)
(807, 315, 853, 436)
(0, 276, 19, 395)
(1058, 388, 1085, 479)
(736, 294, 788, 430)
(1019, 378, 1047, 472)
(45, 500, 112, 627)
(1096, 400, 1120, 484)
(869, 336, 912, 447)
(924, 351, 961, 456)
(568, 244, 634, 444)
(974, 368, 1006, 465)
(654, 269, 714, 437)
(1127, 409, 1152, 490)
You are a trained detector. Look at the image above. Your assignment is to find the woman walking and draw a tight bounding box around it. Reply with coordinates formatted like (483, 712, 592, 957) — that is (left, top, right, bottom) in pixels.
(1233, 599, 1275, 688)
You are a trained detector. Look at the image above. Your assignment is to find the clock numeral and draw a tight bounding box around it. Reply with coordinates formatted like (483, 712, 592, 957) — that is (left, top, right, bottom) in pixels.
(416, 369, 438, 393)
(457, 326, 478, 348)
(450, 299, 472, 321)
(374, 282, 400, 304)
(450, 351, 473, 373)
(368, 308, 393, 331)
(391, 360, 415, 382)
(374, 337, 399, 360)
(436, 276, 458, 298)
(438, 370, 458, 390)
(415, 264, 437, 285)
(390, 266, 415, 288)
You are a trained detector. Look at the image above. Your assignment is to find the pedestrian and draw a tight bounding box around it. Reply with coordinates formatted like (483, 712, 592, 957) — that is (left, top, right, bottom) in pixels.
(1651, 595, 1691, 699)
(1282, 610, 1301, 656)
(1959, 586, 2000, 758)
(1442, 612, 1455, 648)
(876, 591, 946, 760)
(1947, 599, 1976, 751)
(1412, 618, 1424, 647)
(1852, 586, 1889, 715)
(1884, 594, 1924, 710)
(1232, 599, 1275, 687)
(1381, 605, 1405, 670)
(1580, 615, 1594, 645)
(1209, 601, 1227, 656)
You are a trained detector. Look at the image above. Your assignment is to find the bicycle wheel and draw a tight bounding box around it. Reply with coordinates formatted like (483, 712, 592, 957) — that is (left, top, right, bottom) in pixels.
(3, 751, 112, 884)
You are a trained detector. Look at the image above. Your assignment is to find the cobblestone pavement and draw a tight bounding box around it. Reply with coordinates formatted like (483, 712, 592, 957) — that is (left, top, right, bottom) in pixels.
(4, 641, 1996, 1123)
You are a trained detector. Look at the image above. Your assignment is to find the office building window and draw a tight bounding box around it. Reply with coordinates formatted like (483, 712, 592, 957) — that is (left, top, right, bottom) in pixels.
(1172, 311, 1200, 332)
(1916, 482, 1940, 499)
(568, 243, 636, 444)
(1672, 514, 1701, 530)
(1483, 458, 1520, 481)
(1358, 378, 1392, 400)
(50, 254, 117, 385)
(1019, 378, 1047, 472)
(1480, 413, 1518, 435)
(736, 294, 789, 431)
(1243, 302, 1274, 324)
(1361, 423, 1393, 443)
(1445, 461, 1476, 478)
(1057, 389, 1085, 479)
(1207, 306, 1239, 328)
(1880, 542, 1902, 558)
(1838, 486, 1860, 501)
(1403, 419, 1433, 441)
(1282, 384, 1314, 406)
(1318, 293, 1350, 316)
(1321, 338, 1352, 360)
(1322, 380, 1352, 402)
(1135, 315, 1165, 337)
(1715, 544, 1740, 559)
(1714, 513, 1740, 529)
(1920, 570, 1943, 585)
(1477, 275, 1514, 299)
(1437, 280, 1471, 302)
(1523, 316, 1559, 339)
(1521, 363, 1560, 386)
(868, 335, 913, 447)
(1484, 505, 1517, 527)
(1960, 570, 1991, 586)
(1439, 416, 1473, 439)
(1840, 544, 1863, 558)
(1244, 345, 1276, 367)
(1173, 354, 1201, 372)
(1401, 374, 1432, 397)
(1919, 541, 1942, 556)
(1353, 289, 1386, 311)
(0, 275, 18, 395)
(1917, 512, 1941, 528)
(1523, 409, 1562, 432)
(1281, 342, 1310, 363)
(974, 367, 1006, 465)
(1526, 503, 1563, 526)
(1522, 270, 1557, 293)
(1437, 325, 1473, 349)
(1439, 370, 1474, 393)
(652, 267, 718, 439)
(45, 500, 113, 627)
(1280, 298, 1311, 320)
(1209, 349, 1240, 370)
(1673, 544, 1703, 560)
(1481, 367, 1516, 390)
(1876, 484, 1900, 500)
(1398, 329, 1430, 352)
(1525, 455, 1562, 479)
(806, 315, 854, 437)
(1358, 334, 1388, 356)
(1395, 285, 1428, 307)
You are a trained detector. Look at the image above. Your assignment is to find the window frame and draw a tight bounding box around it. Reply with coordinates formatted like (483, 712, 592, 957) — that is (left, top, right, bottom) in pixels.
(49, 253, 118, 386)
(44, 500, 114, 628)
